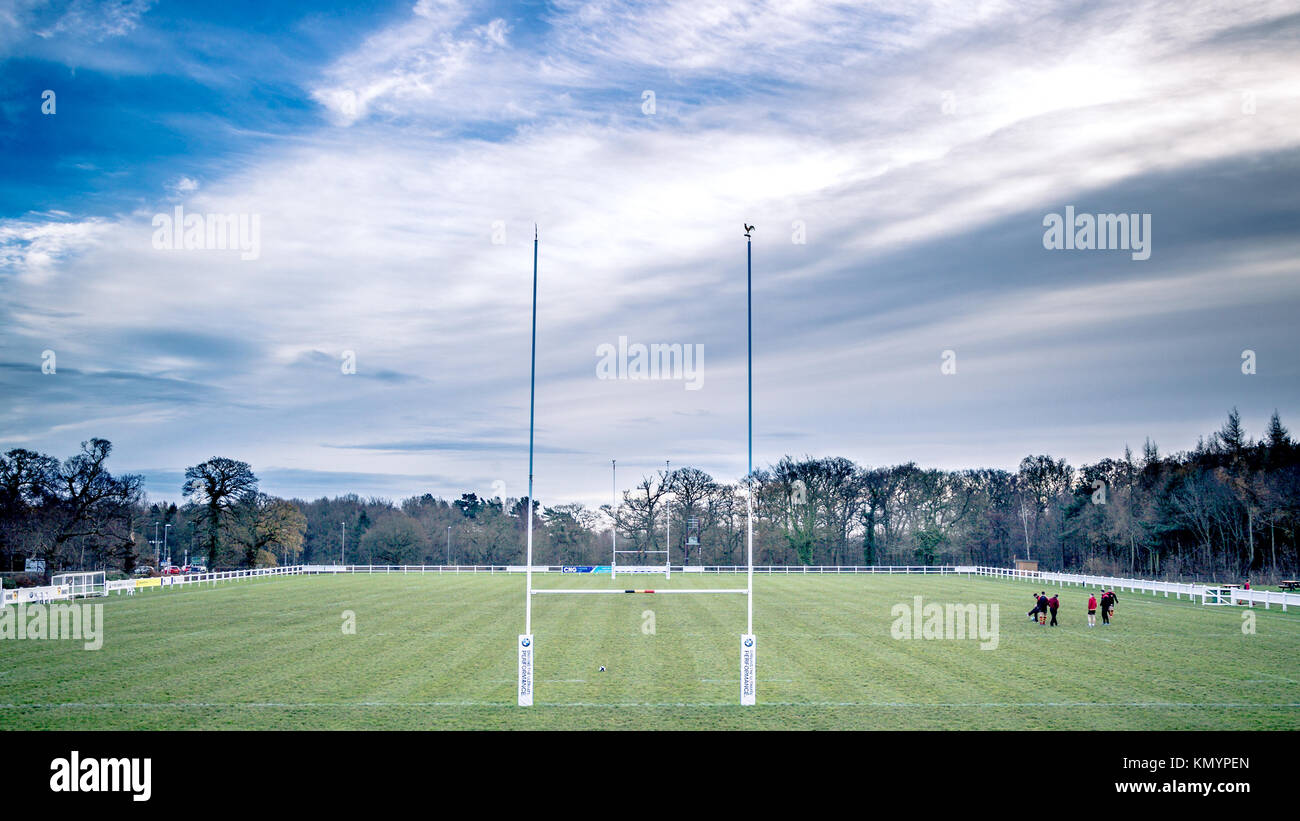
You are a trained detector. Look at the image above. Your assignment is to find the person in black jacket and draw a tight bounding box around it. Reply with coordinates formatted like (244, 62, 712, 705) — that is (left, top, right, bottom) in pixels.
(1099, 590, 1111, 625)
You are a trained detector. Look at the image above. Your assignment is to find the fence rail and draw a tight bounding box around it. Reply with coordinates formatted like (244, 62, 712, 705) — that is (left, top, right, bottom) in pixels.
(1, 565, 308, 605)
(968, 565, 1299, 612)
(6, 563, 1297, 612)
(301, 564, 967, 575)
(162, 566, 309, 587)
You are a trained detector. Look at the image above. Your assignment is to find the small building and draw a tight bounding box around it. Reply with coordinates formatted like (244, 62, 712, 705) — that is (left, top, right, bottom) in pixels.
(1014, 558, 1039, 573)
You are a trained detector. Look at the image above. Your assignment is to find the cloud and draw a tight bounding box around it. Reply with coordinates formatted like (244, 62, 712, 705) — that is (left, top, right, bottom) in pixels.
(131, 466, 461, 504)
(0, 216, 109, 283)
(33, 0, 157, 41)
(325, 439, 587, 454)
(309, 0, 520, 126)
(0, 0, 156, 56)
(2, 0, 1299, 506)
(167, 176, 200, 197)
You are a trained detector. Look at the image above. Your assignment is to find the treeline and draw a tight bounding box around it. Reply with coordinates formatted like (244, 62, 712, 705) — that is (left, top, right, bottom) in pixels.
(1, 409, 1297, 581)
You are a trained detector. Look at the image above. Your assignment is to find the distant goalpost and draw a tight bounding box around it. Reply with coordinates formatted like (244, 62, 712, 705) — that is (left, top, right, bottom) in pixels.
(610, 458, 670, 580)
(516, 226, 758, 708)
(51, 571, 107, 598)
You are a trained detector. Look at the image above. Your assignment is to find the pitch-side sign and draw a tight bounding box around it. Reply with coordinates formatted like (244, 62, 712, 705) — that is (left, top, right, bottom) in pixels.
(518, 634, 534, 706)
(740, 634, 756, 705)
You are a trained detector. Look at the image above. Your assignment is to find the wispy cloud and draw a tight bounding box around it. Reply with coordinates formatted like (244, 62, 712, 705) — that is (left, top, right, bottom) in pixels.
(2, 0, 1298, 506)
(0, 216, 109, 283)
(1, 0, 156, 55)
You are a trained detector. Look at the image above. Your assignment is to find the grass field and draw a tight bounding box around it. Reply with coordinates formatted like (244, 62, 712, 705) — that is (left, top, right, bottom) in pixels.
(2, 572, 1297, 730)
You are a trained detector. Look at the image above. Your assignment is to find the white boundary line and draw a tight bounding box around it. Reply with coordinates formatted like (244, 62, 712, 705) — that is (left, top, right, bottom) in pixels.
(4, 701, 1297, 710)
(532, 588, 748, 595)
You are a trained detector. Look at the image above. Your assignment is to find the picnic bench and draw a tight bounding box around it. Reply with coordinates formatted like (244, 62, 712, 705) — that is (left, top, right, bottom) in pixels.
(1280, 580, 1300, 591)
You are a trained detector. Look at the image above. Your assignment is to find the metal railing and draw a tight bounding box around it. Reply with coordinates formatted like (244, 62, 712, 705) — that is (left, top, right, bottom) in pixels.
(10, 563, 1295, 613)
(968, 566, 1299, 612)
(300, 564, 964, 575)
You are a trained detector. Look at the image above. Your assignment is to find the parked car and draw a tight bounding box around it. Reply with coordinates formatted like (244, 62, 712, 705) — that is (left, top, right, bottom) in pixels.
(161, 565, 181, 576)
(132, 566, 154, 576)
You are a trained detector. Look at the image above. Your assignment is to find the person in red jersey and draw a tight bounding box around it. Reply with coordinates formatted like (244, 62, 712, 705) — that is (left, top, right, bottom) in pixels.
(1087, 592, 1098, 628)
(1047, 593, 1060, 626)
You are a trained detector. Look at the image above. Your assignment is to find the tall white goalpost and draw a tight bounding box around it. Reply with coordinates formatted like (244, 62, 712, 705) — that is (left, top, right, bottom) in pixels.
(518, 225, 540, 707)
(518, 225, 757, 707)
(741, 223, 756, 706)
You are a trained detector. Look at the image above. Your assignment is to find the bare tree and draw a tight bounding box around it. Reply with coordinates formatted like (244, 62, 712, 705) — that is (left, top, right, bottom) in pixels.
(617, 472, 670, 561)
(667, 467, 716, 564)
(183, 457, 258, 568)
(233, 492, 307, 567)
(32, 440, 142, 581)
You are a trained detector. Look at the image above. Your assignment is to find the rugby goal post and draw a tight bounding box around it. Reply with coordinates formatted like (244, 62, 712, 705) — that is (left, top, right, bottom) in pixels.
(612, 549, 670, 580)
(610, 459, 670, 580)
(51, 571, 107, 598)
(517, 227, 758, 708)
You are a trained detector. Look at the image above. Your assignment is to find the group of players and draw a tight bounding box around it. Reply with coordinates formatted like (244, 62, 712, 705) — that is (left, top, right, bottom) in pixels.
(1027, 589, 1119, 628)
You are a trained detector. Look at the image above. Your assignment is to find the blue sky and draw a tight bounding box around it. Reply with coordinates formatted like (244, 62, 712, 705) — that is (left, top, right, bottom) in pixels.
(1, 0, 1298, 507)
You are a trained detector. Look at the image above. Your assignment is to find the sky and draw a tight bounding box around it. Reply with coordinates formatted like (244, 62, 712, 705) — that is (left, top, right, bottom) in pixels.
(1, 0, 1298, 508)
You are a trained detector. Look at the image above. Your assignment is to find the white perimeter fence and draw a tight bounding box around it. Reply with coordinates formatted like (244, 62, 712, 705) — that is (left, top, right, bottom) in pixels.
(4, 563, 1296, 612)
(306, 564, 962, 575)
(1, 566, 309, 606)
(967, 565, 1299, 611)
